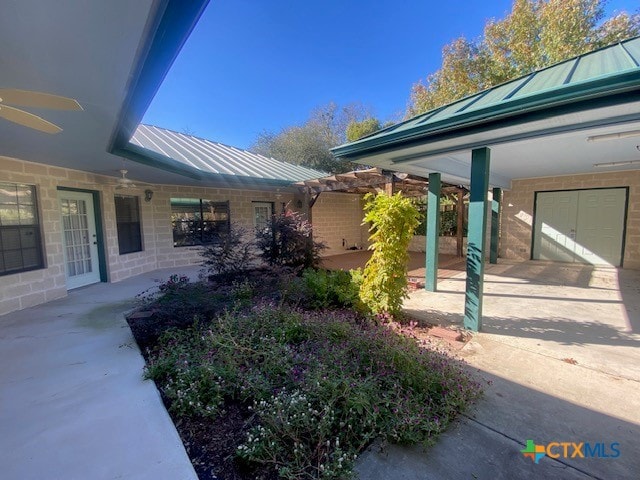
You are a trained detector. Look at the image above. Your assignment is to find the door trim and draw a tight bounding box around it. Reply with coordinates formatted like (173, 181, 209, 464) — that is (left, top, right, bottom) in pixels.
(57, 187, 107, 282)
(531, 186, 629, 267)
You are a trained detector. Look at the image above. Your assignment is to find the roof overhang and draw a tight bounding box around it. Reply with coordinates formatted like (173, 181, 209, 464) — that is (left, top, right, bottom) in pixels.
(0, 0, 210, 187)
(333, 40, 640, 190)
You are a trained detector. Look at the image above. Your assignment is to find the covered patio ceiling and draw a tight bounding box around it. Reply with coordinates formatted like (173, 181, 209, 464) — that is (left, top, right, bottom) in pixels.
(0, 1, 210, 187)
(332, 37, 640, 190)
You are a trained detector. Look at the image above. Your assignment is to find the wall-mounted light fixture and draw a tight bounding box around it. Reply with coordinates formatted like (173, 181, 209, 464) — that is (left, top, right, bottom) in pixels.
(587, 129, 640, 142)
(144, 189, 154, 202)
(593, 160, 640, 168)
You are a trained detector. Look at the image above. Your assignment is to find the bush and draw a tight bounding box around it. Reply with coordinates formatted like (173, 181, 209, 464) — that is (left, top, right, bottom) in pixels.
(136, 274, 225, 324)
(360, 193, 421, 316)
(256, 210, 325, 269)
(301, 268, 363, 310)
(146, 305, 482, 479)
(201, 224, 255, 276)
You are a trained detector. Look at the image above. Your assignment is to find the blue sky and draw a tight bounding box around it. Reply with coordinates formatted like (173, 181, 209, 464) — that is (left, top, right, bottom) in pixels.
(143, 0, 638, 149)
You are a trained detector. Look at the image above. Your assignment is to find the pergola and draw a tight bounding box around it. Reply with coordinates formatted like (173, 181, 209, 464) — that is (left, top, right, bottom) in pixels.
(331, 37, 640, 331)
(294, 167, 469, 267)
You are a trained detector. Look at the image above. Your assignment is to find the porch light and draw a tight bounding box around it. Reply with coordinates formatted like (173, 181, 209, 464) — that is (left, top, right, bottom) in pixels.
(586, 129, 640, 142)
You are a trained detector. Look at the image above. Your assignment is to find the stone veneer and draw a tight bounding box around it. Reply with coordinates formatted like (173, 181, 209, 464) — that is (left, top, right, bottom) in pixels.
(502, 170, 640, 269)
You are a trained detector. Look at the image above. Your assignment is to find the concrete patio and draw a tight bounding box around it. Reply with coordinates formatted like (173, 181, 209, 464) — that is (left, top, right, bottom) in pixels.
(1, 261, 639, 479)
(357, 261, 640, 479)
(0, 267, 202, 480)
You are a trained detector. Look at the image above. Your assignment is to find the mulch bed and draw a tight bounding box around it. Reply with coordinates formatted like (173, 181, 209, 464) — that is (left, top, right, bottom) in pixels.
(126, 269, 471, 479)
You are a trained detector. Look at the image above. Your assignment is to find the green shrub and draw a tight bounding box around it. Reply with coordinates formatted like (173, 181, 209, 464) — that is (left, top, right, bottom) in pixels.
(301, 268, 363, 310)
(136, 275, 225, 324)
(360, 193, 421, 316)
(201, 224, 255, 276)
(256, 210, 325, 269)
(146, 305, 482, 479)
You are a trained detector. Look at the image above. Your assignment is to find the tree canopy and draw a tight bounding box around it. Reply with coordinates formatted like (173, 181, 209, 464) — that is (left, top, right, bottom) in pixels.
(408, 0, 640, 116)
(346, 117, 382, 142)
(252, 102, 372, 173)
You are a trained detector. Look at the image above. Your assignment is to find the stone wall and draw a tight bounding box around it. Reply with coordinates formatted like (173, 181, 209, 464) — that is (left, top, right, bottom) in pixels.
(0, 156, 295, 316)
(311, 192, 369, 255)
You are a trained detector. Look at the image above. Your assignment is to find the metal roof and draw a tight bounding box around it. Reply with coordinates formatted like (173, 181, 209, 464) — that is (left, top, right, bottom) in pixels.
(332, 36, 640, 159)
(130, 124, 326, 183)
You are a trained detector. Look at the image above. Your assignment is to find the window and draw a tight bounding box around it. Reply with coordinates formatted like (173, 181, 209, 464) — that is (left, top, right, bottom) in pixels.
(0, 182, 44, 275)
(115, 195, 142, 254)
(252, 202, 273, 233)
(171, 198, 230, 246)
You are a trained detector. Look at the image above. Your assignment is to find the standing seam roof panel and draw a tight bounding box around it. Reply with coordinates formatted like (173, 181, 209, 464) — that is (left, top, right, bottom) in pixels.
(130, 125, 326, 182)
(156, 127, 240, 175)
(134, 127, 203, 170)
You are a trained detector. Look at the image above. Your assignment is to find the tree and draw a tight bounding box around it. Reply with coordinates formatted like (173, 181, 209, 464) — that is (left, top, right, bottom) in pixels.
(346, 117, 381, 142)
(252, 102, 372, 173)
(408, 0, 640, 116)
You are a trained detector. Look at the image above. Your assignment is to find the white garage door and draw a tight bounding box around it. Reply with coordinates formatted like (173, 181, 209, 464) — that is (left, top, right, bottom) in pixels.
(533, 188, 627, 266)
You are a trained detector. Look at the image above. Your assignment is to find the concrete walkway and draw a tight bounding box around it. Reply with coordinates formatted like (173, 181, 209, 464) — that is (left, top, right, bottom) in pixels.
(3, 261, 638, 480)
(0, 267, 201, 480)
(357, 261, 640, 479)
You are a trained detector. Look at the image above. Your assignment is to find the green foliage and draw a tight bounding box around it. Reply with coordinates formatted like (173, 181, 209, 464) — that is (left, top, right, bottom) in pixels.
(255, 210, 325, 269)
(136, 275, 225, 324)
(346, 117, 382, 142)
(201, 224, 255, 276)
(146, 305, 482, 479)
(414, 200, 466, 237)
(252, 102, 372, 173)
(301, 268, 364, 310)
(408, 0, 640, 115)
(360, 193, 421, 316)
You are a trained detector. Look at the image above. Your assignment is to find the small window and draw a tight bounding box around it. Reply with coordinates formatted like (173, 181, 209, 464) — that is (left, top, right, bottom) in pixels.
(171, 198, 230, 247)
(0, 182, 44, 275)
(115, 195, 142, 254)
(252, 202, 273, 233)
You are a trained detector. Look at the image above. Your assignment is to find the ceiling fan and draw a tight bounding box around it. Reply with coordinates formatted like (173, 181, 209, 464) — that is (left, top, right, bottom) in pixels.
(113, 169, 148, 190)
(0, 88, 82, 134)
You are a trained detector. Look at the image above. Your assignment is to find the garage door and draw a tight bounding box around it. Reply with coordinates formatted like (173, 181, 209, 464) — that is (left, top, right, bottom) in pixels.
(533, 188, 627, 266)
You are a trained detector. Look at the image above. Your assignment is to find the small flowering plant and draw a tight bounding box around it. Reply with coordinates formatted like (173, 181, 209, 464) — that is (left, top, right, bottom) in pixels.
(146, 303, 482, 479)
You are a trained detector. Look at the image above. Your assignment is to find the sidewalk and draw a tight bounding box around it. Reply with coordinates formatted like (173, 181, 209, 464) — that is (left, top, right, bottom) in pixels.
(356, 262, 640, 479)
(0, 267, 201, 480)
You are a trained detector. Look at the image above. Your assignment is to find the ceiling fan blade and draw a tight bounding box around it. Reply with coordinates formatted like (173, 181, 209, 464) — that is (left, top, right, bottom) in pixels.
(0, 89, 82, 110)
(0, 105, 62, 134)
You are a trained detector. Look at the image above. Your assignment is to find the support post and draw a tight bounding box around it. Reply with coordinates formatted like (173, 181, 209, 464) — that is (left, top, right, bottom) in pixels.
(464, 148, 490, 331)
(384, 173, 394, 196)
(425, 173, 441, 292)
(456, 188, 464, 258)
(490, 187, 502, 264)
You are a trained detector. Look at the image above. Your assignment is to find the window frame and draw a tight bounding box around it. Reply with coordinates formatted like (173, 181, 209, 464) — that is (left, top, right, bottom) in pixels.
(114, 194, 143, 255)
(0, 182, 45, 276)
(170, 198, 230, 247)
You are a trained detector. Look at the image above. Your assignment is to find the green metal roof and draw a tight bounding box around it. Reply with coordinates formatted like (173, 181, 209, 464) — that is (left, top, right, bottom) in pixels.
(332, 36, 640, 160)
(130, 124, 327, 184)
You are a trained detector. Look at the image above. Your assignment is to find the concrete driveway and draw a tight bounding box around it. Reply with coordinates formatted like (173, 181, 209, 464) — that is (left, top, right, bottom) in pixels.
(0, 267, 201, 480)
(357, 261, 640, 479)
